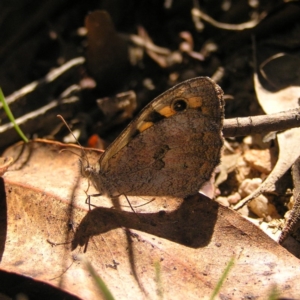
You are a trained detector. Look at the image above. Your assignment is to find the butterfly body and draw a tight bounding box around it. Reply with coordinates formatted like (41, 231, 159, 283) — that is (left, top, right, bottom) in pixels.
(83, 77, 224, 198)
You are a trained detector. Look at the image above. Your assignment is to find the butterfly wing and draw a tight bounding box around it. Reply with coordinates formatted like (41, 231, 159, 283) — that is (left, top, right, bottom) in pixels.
(99, 77, 224, 197)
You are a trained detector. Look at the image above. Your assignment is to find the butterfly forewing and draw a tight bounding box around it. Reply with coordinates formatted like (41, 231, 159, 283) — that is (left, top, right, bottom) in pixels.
(97, 77, 224, 198)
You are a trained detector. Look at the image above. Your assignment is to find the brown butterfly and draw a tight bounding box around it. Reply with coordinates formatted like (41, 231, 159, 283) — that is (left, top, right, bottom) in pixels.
(82, 77, 224, 198)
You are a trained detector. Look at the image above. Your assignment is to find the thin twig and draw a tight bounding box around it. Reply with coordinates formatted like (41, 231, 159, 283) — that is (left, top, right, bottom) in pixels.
(191, 8, 261, 30)
(223, 108, 300, 137)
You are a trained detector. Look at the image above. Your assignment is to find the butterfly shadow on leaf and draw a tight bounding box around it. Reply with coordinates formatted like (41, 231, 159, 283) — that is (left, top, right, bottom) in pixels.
(71, 193, 218, 250)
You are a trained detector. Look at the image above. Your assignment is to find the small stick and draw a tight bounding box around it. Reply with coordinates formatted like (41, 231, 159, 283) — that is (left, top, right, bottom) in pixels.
(223, 108, 300, 137)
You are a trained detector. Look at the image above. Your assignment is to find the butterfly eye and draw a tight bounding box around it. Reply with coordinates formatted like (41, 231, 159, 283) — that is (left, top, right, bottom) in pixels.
(172, 99, 187, 111)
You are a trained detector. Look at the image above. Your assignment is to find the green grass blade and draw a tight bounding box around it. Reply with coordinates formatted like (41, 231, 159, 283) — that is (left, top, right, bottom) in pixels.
(267, 287, 280, 300)
(0, 87, 28, 143)
(154, 261, 164, 299)
(85, 261, 115, 300)
(210, 257, 235, 300)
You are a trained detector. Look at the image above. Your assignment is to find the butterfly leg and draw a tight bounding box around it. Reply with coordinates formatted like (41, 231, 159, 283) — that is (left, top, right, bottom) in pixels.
(85, 193, 102, 210)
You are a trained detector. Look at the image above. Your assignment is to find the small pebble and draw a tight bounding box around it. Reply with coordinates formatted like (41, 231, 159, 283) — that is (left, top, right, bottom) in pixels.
(238, 178, 262, 197)
(243, 149, 273, 174)
(227, 192, 241, 205)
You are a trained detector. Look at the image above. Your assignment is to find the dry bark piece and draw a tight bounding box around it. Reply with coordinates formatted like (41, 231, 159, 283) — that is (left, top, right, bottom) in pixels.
(1, 139, 300, 299)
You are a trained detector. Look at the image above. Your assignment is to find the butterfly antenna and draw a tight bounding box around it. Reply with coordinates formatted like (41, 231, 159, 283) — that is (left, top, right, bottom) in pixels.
(57, 115, 89, 165)
(57, 115, 83, 146)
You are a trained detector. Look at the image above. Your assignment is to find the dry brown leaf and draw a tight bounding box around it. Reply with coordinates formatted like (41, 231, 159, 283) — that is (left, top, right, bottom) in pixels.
(235, 73, 300, 209)
(85, 10, 130, 93)
(1, 140, 300, 299)
(280, 156, 300, 243)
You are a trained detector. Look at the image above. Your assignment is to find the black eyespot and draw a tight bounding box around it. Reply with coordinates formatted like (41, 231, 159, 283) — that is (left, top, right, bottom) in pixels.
(172, 99, 187, 111)
(144, 110, 165, 123)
